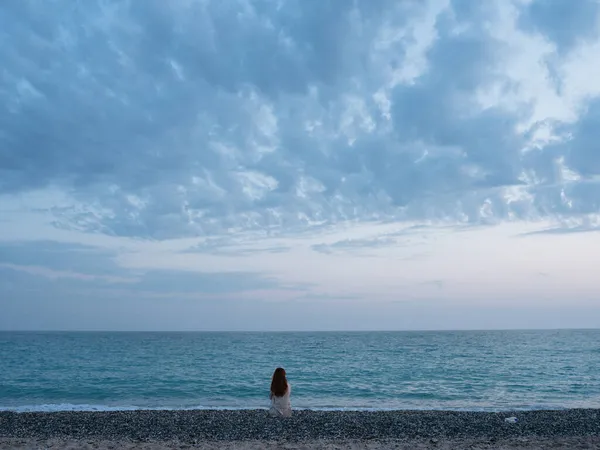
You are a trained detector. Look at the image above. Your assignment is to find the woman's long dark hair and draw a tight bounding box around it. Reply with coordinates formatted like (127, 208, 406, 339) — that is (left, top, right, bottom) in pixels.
(270, 367, 288, 397)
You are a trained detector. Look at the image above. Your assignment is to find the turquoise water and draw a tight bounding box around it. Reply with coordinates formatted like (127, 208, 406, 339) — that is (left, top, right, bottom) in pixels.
(1, 330, 599, 412)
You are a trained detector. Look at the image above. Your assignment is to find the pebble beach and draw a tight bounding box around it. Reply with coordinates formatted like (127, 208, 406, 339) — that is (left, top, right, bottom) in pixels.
(1, 409, 600, 449)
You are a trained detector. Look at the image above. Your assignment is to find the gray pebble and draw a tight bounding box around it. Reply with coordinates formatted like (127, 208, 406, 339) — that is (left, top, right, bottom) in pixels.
(0, 409, 599, 443)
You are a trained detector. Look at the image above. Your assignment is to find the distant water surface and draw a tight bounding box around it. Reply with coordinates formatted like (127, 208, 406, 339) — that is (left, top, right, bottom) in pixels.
(1, 330, 599, 412)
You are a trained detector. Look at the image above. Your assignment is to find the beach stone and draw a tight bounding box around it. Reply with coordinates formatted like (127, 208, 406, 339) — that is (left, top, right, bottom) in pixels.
(0, 409, 600, 443)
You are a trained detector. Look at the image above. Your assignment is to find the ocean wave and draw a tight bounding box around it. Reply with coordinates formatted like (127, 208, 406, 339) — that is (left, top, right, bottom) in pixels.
(2, 403, 598, 413)
(0, 404, 409, 413)
(0, 404, 269, 413)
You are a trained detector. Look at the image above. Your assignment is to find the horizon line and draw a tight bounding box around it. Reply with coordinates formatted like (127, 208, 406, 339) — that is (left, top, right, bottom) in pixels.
(1, 327, 598, 333)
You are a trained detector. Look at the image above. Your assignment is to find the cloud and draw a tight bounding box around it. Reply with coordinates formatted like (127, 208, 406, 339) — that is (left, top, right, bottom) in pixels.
(311, 237, 398, 255)
(421, 280, 445, 289)
(2, 0, 600, 330)
(519, 0, 600, 54)
(128, 269, 292, 295)
(519, 225, 600, 236)
(2, 0, 600, 240)
(0, 263, 133, 284)
(185, 239, 291, 256)
(2, 220, 600, 330)
(0, 240, 122, 276)
(0, 240, 298, 299)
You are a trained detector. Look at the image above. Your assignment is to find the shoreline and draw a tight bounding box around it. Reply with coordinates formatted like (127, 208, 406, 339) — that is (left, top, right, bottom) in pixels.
(2, 402, 600, 414)
(1, 409, 599, 449)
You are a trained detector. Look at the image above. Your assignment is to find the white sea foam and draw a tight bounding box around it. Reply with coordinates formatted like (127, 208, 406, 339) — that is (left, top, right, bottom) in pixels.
(0, 404, 270, 413)
(0, 404, 383, 413)
(2, 402, 598, 413)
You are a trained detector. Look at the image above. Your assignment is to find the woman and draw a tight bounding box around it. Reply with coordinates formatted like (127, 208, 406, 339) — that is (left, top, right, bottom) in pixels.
(269, 367, 292, 417)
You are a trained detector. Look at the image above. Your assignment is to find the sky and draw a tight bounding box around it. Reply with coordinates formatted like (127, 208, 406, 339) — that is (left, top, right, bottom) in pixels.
(1, 0, 600, 331)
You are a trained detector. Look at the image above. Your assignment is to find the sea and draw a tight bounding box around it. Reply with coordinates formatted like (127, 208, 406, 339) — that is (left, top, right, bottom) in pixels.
(1, 330, 599, 412)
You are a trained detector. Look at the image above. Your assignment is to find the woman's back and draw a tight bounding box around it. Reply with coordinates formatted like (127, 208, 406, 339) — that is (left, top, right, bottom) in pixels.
(269, 367, 292, 417)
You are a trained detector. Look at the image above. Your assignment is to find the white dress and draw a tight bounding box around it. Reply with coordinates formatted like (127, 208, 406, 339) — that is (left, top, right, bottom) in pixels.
(269, 384, 292, 417)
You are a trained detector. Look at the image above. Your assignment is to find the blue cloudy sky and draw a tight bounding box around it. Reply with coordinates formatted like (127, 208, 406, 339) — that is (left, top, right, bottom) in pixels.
(2, 0, 600, 331)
